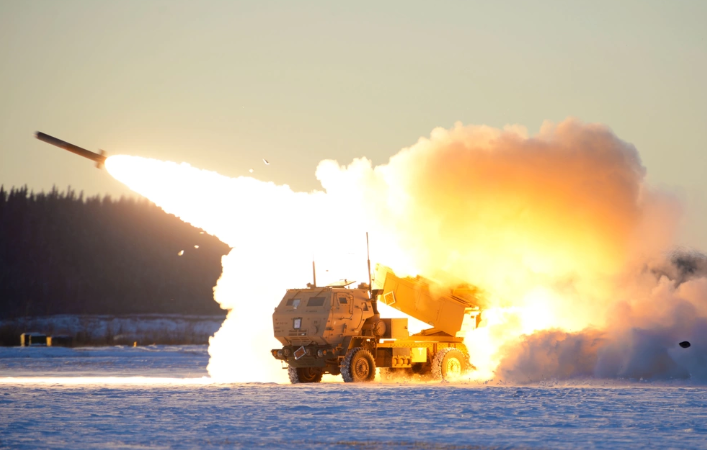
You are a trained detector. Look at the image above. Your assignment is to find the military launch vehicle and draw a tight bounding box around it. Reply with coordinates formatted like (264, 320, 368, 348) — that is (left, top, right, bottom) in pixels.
(271, 265, 481, 383)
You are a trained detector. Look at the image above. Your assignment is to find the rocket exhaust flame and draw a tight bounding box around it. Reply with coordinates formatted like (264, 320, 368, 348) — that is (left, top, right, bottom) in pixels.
(101, 118, 706, 384)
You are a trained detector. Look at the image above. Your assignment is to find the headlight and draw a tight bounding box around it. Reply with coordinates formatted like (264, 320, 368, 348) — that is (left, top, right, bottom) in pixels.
(283, 348, 291, 357)
(276, 350, 284, 358)
(317, 349, 324, 357)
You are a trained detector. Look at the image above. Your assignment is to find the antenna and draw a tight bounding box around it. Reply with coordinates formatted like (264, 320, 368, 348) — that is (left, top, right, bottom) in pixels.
(366, 232, 372, 294)
(312, 259, 317, 288)
(366, 232, 380, 317)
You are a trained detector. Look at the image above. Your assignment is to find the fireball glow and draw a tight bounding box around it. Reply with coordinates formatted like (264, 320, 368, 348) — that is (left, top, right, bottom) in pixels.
(104, 118, 704, 383)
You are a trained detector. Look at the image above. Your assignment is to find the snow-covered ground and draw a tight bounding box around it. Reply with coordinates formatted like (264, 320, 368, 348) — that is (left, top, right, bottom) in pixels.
(1, 346, 706, 449)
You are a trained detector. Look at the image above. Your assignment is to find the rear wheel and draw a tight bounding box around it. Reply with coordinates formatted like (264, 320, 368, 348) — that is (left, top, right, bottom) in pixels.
(341, 348, 376, 383)
(431, 348, 469, 381)
(288, 366, 323, 384)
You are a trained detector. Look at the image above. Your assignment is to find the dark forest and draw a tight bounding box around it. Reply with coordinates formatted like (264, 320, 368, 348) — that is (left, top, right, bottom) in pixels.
(0, 186, 230, 319)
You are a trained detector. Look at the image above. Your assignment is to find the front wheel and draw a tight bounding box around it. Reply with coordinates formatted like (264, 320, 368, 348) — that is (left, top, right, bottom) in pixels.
(288, 366, 323, 384)
(341, 348, 376, 382)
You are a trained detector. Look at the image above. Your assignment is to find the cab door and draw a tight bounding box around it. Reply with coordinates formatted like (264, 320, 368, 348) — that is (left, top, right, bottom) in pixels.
(336, 293, 353, 316)
(336, 292, 356, 334)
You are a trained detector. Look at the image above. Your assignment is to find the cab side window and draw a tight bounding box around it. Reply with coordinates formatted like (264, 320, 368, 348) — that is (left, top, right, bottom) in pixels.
(337, 294, 353, 314)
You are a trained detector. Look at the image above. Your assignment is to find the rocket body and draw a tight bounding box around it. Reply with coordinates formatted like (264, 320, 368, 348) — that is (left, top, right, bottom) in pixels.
(35, 132, 107, 168)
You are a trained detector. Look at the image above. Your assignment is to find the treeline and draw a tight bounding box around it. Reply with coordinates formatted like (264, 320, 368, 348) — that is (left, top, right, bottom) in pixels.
(0, 186, 231, 319)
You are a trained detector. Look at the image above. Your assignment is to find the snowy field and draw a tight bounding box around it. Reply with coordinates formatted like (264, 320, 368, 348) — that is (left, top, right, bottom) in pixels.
(1, 346, 706, 449)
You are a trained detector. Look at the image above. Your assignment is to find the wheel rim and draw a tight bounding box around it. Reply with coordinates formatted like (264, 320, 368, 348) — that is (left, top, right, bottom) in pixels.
(299, 368, 318, 382)
(445, 357, 462, 378)
(354, 358, 370, 379)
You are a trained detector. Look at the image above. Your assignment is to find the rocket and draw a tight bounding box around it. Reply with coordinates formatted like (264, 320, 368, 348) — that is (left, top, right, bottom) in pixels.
(35, 132, 107, 169)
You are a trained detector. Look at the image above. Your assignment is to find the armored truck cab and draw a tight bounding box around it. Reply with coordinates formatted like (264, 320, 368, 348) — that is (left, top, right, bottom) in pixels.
(273, 287, 375, 349)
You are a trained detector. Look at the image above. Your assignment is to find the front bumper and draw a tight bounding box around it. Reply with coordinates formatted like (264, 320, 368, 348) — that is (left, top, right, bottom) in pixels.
(271, 345, 338, 367)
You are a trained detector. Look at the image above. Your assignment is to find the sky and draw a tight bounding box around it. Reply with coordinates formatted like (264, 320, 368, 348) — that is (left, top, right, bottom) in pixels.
(1, 0, 705, 249)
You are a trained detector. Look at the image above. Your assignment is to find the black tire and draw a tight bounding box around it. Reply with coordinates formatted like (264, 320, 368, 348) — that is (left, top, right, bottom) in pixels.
(431, 348, 469, 381)
(288, 366, 323, 384)
(340, 348, 376, 383)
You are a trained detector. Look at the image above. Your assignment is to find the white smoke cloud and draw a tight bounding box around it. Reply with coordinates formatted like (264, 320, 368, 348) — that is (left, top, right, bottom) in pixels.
(497, 253, 707, 383)
(106, 118, 706, 383)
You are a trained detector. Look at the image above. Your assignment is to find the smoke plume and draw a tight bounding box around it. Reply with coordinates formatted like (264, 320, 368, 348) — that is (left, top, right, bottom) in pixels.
(106, 118, 706, 383)
(497, 253, 707, 383)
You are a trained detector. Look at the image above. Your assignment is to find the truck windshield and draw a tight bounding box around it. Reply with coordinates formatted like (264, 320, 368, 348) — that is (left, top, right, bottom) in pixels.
(307, 297, 325, 307)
